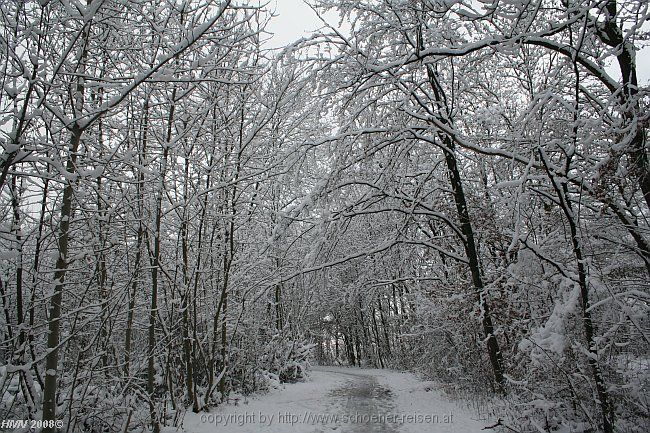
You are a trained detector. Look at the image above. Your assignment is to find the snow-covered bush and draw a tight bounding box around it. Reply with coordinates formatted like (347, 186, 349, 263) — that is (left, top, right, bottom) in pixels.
(255, 334, 313, 386)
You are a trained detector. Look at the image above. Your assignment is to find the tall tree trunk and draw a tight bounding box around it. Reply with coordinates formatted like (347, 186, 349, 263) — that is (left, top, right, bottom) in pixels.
(42, 4, 92, 425)
(180, 155, 198, 412)
(218, 207, 235, 401)
(96, 116, 110, 370)
(42, 126, 83, 431)
(125, 97, 149, 379)
(370, 305, 385, 368)
(440, 133, 506, 389)
(148, 88, 175, 433)
(540, 150, 614, 433)
(377, 295, 391, 356)
(147, 148, 166, 433)
(10, 176, 37, 415)
(421, 53, 506, 388)
(10, 176, 24, 348)
(191, 153, 212, 407)
(595, 0, 649, 209)
(30, 169, 48, 390)
(275, 282, 284, 331)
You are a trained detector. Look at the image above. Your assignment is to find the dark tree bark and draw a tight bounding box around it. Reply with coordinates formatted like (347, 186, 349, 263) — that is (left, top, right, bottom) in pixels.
(420, 50, 506, 388)
(540, 150, 614, 433)
(594, 0, 649, 210)
(42, 126, 83, 432)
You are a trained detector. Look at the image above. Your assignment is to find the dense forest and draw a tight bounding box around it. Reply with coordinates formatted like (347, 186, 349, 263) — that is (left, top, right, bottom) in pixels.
(0, 0, 648, 432)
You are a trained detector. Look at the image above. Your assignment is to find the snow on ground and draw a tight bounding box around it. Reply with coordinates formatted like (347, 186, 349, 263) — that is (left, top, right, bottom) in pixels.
(368, 367, 488, 433)
(181, 366, 489, 433)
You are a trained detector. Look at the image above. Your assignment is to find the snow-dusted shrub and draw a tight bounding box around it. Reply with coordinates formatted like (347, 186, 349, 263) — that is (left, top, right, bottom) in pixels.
(258, 335, 313, 384)
(497, 239, 650, 433)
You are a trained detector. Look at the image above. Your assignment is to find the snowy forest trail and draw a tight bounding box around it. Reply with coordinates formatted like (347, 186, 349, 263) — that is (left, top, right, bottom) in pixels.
(181, 366, 488, 433)
(3, 1, 647, 431)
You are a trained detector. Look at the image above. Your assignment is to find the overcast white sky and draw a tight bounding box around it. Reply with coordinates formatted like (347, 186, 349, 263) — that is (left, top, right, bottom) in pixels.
(265, 0, 337, 47)
(266, 0, 649, 84)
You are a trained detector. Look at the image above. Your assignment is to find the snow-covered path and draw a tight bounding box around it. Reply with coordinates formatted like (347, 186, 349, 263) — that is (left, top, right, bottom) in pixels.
(181, 366, 488, 433)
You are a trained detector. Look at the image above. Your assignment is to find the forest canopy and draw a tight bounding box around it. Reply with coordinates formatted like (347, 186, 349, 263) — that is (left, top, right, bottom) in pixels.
(0, 1, 648, 432)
